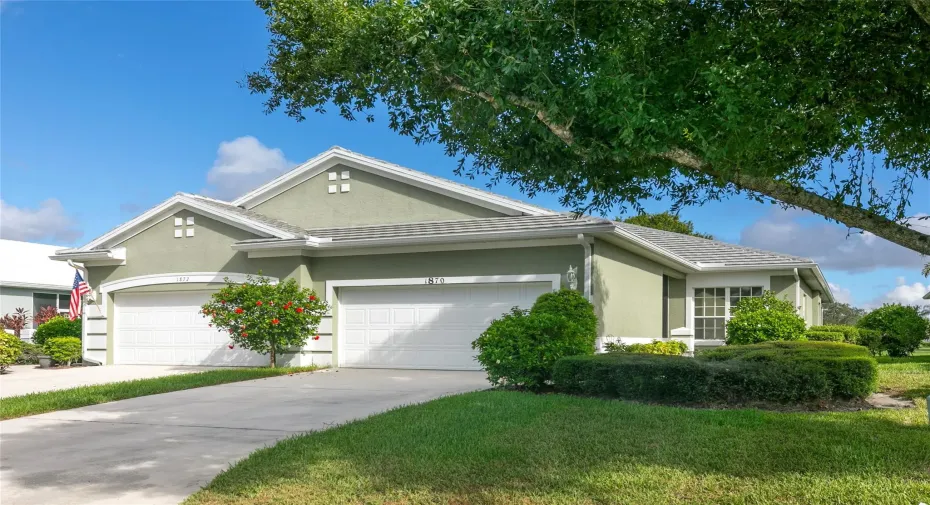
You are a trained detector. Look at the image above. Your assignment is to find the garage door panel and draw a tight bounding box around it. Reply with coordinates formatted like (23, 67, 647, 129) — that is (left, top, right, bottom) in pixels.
(340, 281, 551, 369)
(115, 290, 269, 366)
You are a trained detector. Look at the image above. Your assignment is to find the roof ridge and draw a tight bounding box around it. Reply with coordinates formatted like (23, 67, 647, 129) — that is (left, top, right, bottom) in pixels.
(305, 213, 598, 233)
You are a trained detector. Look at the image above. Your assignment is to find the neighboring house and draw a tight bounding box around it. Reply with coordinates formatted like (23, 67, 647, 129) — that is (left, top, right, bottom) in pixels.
(52, 147, 832, 369)
(1, 239, 75, 340)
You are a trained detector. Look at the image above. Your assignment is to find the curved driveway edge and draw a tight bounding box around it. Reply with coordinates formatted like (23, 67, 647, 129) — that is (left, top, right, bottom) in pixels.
(0, 368, 488, 505)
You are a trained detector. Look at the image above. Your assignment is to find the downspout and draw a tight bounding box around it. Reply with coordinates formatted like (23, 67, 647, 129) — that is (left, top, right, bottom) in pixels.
(577, 234, 592, 302)
(67, 260, 102, 366)
(793, 268, 801, 316)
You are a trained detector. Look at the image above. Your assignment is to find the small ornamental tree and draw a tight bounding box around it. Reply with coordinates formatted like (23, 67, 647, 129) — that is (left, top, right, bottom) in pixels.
(201, 275, 329, 367)
(33, 306, 60, 327)
(726, 291, 806, 345)
(0, 308, 29, 339)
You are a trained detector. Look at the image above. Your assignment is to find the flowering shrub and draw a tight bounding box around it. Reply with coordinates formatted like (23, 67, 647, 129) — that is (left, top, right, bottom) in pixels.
(725, 291, 806, 345)
(201, 275, 329, 367)
(604, 339, 689, 355)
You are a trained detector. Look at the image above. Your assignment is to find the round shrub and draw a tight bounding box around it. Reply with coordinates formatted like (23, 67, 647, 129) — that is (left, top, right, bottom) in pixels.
(725, 291, 806, 345)
(32, 316, 81, 347)
(804, 330, 844, 342)
(44, 337, 82, 366)
(472, 307, 596, 390)
(856, 328, 883, 356)
(857, 304, 929, 357)
(530, 289, 598, 338)
(0, 332, 23, 372)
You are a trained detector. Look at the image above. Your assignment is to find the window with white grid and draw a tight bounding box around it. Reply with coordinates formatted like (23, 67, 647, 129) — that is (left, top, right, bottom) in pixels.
(694, 286, 764, 340)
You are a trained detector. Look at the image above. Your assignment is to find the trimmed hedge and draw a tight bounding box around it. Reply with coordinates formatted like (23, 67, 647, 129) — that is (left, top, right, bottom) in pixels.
(0, 332, 23, 372)
(553, 341, 877, 403)
(804, 330, 844, 342)
(32, 316, 81, 347)
(45, 337, 82, 366)
(808, 325, 859, 342)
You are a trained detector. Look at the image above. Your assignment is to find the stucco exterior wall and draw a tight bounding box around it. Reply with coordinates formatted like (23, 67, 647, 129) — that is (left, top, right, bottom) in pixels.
(252, 164, 505, 229)
(770, 275, 797, 303)
(591, 238, 668, 339)
(800, 279, 814, 325)
(0, 287, 34, 320)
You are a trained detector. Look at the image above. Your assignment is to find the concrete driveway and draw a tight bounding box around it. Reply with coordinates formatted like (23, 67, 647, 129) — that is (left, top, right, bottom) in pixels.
(0, 365, 216, 398)
(0, 368, 487, 505)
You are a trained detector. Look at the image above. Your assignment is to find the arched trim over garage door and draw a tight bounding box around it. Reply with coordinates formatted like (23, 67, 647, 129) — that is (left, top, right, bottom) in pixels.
(99, 272, 278, 294)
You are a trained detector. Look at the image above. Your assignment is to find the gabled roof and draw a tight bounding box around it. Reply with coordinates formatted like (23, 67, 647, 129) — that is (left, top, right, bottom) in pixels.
(614, 222, 816, 268)
(231, 146, 555, 217)
(66, 193, 303, 253)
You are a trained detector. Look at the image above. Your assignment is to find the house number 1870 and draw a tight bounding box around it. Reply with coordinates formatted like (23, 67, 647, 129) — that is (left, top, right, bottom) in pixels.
(425, 277, 445, 284)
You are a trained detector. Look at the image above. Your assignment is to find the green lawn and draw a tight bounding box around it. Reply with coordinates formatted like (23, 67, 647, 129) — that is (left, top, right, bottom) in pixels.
(0, 366, 319, 420)
(187, 358, 929, 505)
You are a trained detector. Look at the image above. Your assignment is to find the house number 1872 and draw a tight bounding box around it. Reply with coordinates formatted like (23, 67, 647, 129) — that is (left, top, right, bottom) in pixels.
(176, 276, 190, 282)
(425, 277, 445, 284)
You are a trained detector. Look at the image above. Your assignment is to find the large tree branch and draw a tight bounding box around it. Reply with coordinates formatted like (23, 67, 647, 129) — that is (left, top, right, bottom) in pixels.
(908, 0, 930, 27)
(443, 77, 575, 145)
(657, 148, 930, 256)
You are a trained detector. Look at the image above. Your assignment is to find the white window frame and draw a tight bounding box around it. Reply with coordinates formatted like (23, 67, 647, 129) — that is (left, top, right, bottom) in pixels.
(693, 286, 764, 340)
(686, 272, 774, 344)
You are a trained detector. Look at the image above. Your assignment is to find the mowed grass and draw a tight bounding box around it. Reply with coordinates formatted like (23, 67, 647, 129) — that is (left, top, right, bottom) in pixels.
(187, 359, 930, 505)
(0, 366, 319, 420)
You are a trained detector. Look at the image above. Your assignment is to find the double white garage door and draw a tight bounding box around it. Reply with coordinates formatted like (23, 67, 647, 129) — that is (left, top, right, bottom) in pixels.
(115, 281, 551, 369)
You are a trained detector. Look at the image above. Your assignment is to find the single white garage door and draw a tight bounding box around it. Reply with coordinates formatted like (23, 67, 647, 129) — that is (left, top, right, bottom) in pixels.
(339, 281, 552, 370)
(114, 291, 267, 366)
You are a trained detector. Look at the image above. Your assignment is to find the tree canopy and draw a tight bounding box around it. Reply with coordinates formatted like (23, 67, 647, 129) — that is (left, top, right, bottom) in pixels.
(620, 212, 713, 239)
(247, 0, 930, 254)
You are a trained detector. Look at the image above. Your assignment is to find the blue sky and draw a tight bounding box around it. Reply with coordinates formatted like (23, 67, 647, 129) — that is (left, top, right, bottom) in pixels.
(1, 1, 927, 308)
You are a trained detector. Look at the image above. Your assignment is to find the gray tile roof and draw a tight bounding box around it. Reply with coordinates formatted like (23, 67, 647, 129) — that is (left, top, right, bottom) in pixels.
(183, 194, 311, 237)
(614, 222, 814, 267)
(234, 214, 613, 245)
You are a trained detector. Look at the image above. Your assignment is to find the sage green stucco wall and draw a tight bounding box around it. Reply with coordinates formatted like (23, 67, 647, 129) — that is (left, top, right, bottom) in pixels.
(800, 280, 814, 325)
(307, 245, 583, 293)
(252, 164, 505, 229)
(770, 275, 797, 303)
(592, 238, 671, 338)
(668, 277, 686, 336)
(86, 211, 306, 293)
(0, 287, 36, 322)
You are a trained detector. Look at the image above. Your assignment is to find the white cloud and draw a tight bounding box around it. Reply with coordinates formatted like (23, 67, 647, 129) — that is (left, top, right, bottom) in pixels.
(740, 207, 928, 273)
(0, 199, 83, 244)
(203, 136, 294, 200)
(828, 282, 854, 305)
(866, 277, 930, 309)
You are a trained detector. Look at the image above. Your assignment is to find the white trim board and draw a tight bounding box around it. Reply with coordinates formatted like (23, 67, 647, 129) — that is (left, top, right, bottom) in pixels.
(328, 273, 561, 368)
(100, 272, 279, 294)
(231, 147, 555, 217)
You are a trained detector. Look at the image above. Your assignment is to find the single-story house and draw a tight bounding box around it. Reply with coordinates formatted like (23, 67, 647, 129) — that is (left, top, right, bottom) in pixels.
(52, 147, 832, 369)
(1, 239, 75, 340)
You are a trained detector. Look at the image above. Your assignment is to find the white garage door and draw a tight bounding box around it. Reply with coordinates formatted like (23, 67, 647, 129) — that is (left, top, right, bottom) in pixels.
(114, 291, 268, 366)
(339, 281, 552, 370)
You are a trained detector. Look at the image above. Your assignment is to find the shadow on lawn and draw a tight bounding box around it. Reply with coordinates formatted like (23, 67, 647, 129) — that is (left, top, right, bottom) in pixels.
(198, 390, 930, 501)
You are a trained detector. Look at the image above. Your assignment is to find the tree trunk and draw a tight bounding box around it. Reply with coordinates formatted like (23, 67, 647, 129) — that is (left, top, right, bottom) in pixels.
(908, 0, 930, 27)
(269, 345, 276, 368)
(658, 148, 930, 256)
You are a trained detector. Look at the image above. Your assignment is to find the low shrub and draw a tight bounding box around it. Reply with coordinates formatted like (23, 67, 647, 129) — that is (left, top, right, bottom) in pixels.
(554, 341, 877, 403)
(856, 328, 883, 355)
(0, 332, 23, 372)
(473, 306, 596, 390)
(44, 337, 82, 366)
(604, 339, 689, 355)
(804, 330, 844, 342)
(856, 304, 929, 357)
(32, 316, 81, 347)
(15, 342, 41, 365)
(808, 325, 860, 342)
(725, 291, 806, 345)
(530, 289, 598, 337)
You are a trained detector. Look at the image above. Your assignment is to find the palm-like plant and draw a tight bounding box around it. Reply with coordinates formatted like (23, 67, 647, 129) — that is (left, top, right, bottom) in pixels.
(0, 308, 30, 339)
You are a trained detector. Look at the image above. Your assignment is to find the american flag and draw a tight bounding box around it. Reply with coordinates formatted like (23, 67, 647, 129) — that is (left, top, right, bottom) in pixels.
(69, 271, 91, 321)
